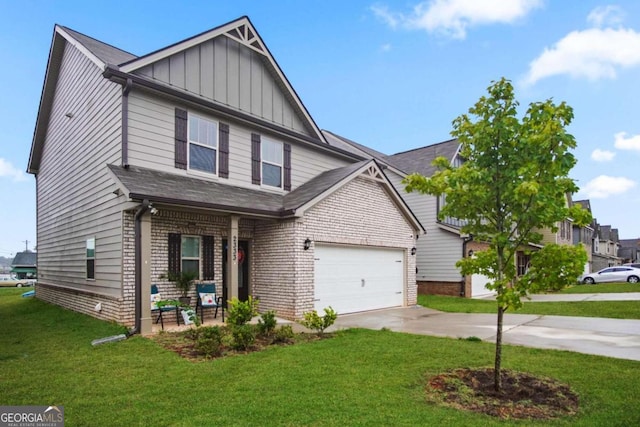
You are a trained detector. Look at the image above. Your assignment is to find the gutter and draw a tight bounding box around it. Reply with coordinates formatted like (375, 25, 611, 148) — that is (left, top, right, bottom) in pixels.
(129, 199, 151, 336)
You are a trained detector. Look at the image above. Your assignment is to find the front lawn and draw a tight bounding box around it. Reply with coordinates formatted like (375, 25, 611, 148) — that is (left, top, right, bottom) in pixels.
(2, 288, 640, 425)
(418, 294, 640, 319)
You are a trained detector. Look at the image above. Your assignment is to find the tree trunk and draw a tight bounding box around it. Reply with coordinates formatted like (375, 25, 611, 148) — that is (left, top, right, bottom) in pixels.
(494, 305, 504, 392)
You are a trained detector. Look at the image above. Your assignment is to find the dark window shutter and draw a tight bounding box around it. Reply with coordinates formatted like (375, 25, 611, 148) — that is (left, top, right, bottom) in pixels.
(168, 233, 181, 274)
(251, 133, 261, 185)
(219, 123, 229, 179)
(175, 108, 188, 170)
(202, 235, 215, 280)
(283, 143, 291, 191)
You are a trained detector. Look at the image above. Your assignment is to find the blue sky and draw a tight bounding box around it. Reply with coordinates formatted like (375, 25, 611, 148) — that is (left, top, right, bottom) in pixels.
(1, 0, 639, 257)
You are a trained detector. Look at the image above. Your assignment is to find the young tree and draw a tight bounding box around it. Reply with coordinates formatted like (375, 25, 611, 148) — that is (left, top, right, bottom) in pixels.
(404, 78, 591, 391)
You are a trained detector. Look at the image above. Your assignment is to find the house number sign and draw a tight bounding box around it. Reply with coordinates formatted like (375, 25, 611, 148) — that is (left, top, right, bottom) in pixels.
(232, 236, 238, 263)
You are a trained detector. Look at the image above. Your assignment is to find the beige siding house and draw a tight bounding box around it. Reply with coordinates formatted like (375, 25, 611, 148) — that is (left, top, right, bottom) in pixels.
(28, 17, 423, 333)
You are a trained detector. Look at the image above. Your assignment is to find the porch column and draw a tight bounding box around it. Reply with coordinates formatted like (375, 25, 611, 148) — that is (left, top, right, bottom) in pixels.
(139, 212, 153, 335)
(227, 215, 239, 301)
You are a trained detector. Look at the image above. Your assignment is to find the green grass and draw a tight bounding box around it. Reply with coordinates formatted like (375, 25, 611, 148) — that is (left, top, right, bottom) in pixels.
(558, 283, 640, 294)
(418, 294, 640, 319)
(2, 288, 640, 426)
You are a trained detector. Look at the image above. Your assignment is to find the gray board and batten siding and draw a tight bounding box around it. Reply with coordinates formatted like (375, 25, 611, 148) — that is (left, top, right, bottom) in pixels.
(126, 90, 350, 191)
(37, 41, 125, 297)
(134, 36, 311, 137)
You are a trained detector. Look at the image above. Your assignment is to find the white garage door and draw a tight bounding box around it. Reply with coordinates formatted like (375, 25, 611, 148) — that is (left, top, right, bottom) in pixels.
(314, 245, 405, 314)
(471, 273, 495, 298)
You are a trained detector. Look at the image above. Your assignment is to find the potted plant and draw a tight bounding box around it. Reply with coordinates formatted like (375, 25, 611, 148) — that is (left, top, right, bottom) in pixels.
(164, 271, 198, 305)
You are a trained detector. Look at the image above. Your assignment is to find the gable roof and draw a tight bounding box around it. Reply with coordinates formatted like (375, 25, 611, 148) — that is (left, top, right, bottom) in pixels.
(59, 26, 137, 66)
(118, 16, 325, 142)
(387, 138, 461, 176)
(108, 161, 423, 232)
(322, 130, 388, 160)
(29, 17, 339, 175)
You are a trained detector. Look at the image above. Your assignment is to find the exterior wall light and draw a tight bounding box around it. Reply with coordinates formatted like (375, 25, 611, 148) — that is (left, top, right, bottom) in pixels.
(411, 247, 417, 256)
(303, 238, 311, 251)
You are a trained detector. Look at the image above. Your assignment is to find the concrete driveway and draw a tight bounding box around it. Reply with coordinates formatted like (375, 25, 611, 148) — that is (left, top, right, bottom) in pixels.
(329, 304, 640, 362)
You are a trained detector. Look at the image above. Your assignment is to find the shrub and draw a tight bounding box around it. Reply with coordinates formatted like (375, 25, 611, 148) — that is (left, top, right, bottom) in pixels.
(227, 296, 259, 326)
(194, 326, 223, 357)
(272, 325, 295, 343)
(257, 311, 277, 336)
(300, 307, 337, 335)
(231, 324, 256, 350)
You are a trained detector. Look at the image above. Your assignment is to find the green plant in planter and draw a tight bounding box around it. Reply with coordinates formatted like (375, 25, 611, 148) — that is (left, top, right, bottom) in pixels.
(163, 271, 198, 300)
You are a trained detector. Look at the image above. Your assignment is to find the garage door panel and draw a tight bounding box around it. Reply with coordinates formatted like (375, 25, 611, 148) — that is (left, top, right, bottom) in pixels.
(314, 245, 404, 314)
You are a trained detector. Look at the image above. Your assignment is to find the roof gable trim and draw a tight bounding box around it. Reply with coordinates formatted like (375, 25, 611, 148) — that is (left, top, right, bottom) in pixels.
(55, 25, 105, 69)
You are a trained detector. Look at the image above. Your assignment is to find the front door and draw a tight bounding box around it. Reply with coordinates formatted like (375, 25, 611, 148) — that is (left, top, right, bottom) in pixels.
(222, 239, 250, 302)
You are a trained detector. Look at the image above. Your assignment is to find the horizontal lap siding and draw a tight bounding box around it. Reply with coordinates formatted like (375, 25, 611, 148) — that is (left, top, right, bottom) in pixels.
(127, 91, 349, 191)
(36, 42, 123, 297)
(387, 171, 462, 283)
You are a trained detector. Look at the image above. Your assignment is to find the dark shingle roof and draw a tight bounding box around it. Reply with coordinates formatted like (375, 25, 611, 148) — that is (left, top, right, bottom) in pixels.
(61, 26, 137, 66)
(12, 252, 36, 267)
(322, 130, 388, 159)
(387, 138, 460, 176)
(109, 161, 373, 217)
(283, 160, 369, 211)
(573, 199, 592, 213)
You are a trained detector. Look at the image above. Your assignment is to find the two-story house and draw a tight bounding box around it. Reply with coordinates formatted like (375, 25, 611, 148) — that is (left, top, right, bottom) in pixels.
(619, 239, 640, 264)
(28, 17, 423, 334)
(591, 221, 622, 270)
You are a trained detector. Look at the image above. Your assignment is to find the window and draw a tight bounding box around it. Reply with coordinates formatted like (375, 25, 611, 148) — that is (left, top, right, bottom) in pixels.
(188, 114, 218, 174)
(261, 138, 283, 187)
(86, 238, 95, 279)
(517, 251, 530, 277)
(181, 236, 200, 276)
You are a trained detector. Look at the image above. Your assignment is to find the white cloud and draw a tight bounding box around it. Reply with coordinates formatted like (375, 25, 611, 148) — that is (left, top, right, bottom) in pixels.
(0, 158, 27, 182)
(614, 131, 640, 151)
(591, 149, 615, 162)
(380, 43, 392, 52)
(587, 5, 624, 28)
(581, 175, 636, 199)
(372, 0, 543, 39)
(523, 27, 640, 85)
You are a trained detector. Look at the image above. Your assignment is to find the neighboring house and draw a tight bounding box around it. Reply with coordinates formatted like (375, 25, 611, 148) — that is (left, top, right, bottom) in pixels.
(11, 251, 37, 279)
(618, 239, 640, 264)
(27, 17, 423, 333)
(572, 199, 594, 274)
(591, 222, 622, 270)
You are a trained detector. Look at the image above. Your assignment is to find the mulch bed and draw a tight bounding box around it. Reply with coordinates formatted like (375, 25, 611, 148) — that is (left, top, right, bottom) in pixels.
(425, 367, 579, 420)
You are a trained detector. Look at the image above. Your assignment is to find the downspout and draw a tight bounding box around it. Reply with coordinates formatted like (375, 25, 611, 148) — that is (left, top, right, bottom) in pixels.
(461, 234, 474, 296)
(129, 199, 150, 336)
(121, 78, 133, 168)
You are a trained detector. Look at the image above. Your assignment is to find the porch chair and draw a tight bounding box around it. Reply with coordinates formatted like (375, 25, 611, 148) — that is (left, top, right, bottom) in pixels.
(196, 283, 224, 323)
(151, 284, 180, 330)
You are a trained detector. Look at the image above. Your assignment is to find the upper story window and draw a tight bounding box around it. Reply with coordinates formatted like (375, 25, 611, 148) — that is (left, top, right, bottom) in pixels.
(261, 138, 283, 188)
(188, 114, 218, 174)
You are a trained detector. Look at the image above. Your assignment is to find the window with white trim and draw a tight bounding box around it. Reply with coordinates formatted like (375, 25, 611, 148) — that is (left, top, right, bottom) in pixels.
(86, 238, 95, 279)
(188, 114, 218, 174)
(261, 138, 283, 188)
(181, 236, 201, 277)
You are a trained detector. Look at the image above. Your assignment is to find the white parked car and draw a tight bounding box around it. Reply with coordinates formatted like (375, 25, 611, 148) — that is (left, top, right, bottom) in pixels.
(581, 266, 640, 284)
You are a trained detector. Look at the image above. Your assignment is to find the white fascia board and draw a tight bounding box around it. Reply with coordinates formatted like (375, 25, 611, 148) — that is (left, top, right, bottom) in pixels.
(55, 25, 105, 70)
